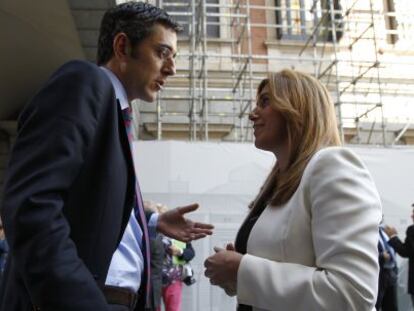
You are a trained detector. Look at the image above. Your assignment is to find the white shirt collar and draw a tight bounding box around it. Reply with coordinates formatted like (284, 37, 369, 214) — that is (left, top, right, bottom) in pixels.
(100, 66, 129, 110)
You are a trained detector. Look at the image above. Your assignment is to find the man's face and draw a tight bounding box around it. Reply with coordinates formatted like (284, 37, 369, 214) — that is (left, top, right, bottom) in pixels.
(121, 23, 177, 102)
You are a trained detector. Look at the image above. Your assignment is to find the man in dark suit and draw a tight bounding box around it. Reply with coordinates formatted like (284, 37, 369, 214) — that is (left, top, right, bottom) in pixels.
(385, 204, 414, 309)
(0, 2, 213, 311)
(376, 225, 398, 311)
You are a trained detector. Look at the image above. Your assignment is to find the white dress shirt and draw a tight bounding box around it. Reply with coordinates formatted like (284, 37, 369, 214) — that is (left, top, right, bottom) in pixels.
(100, 66, 158, 292)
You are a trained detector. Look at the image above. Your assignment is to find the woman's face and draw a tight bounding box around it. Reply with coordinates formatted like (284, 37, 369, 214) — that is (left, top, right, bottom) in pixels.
(249, 84, 287, 154)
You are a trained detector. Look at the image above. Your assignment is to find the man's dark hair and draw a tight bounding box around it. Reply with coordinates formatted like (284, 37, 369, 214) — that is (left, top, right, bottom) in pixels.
(97, 1, 181, 65)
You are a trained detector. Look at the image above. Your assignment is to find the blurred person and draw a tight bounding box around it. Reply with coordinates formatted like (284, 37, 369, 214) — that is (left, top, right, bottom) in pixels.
(204, 69, 382, 311)
(0, 2, 213, 311)
(376, 221, 398, 311)
(385, 203, 414, 308)
(143, 201, 166, 311)
(160, 239, 195, 311)
(159, 207, 195, 311)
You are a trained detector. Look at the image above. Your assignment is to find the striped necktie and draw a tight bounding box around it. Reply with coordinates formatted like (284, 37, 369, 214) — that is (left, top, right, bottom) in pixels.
(121, 106, 151, 304)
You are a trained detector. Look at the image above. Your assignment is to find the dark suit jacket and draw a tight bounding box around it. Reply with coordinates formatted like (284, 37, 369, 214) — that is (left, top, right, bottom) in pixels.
(389, 224, 414, 294)
(378, 241, 398, 280)
(0, 60, 136, 310)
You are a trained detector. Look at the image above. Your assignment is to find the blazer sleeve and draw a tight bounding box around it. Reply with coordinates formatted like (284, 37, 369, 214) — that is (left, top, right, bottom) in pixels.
(378, 242, 385, 265)
(388, 226, 414, 258)
(1, 61, 113, 311)
(237, 148, 382, 311)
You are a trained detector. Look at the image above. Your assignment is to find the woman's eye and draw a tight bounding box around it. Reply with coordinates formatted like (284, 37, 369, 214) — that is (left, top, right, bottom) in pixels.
(260, 97, 269, 107)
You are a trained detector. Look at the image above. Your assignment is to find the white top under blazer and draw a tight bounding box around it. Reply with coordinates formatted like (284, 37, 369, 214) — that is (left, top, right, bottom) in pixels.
(237, 147, 382, 311)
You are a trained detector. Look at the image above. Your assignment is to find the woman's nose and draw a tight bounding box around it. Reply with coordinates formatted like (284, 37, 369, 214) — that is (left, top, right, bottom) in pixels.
(249, 108, 258, 121)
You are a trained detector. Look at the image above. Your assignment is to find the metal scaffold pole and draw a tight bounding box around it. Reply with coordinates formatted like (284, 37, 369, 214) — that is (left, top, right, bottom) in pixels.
(244, 0, 254, 142)
(189, 0, 197, 141)
(201, 0, 208, 140)
(369, 0, 386, 145)
(328, 0, 344, 143)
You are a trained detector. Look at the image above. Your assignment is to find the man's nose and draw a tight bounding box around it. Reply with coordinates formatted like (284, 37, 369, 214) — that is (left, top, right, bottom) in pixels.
(163, 58, 176, 76)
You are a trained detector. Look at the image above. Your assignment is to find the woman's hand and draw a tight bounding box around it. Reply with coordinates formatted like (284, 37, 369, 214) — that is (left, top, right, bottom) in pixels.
(204, 245, 243, 294)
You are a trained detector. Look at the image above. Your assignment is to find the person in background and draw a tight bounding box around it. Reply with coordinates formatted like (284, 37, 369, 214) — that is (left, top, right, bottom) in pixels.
(204, 69, 382, 311)
(159, 206, 195, 311)
(376, 219, 398, 311)
(143, 201, 166, 311)
(385, 203, 414, 309)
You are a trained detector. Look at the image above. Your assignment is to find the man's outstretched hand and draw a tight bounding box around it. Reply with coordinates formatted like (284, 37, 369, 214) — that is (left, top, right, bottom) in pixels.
(157, 203, 214, 242)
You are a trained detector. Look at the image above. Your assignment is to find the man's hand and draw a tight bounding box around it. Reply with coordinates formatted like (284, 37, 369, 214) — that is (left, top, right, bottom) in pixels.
(382, 251, 391, 261)
(157, 203, 214, 242)
(204, 246, 242, 294)
(384, 225, 398, 237)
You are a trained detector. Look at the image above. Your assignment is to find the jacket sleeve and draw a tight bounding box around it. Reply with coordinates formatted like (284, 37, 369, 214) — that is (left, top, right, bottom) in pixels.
(237, 148, 382, 311)
(388, 226, 414, 258)
(378, 242, 385, 265)
(1, 61, 113, 311)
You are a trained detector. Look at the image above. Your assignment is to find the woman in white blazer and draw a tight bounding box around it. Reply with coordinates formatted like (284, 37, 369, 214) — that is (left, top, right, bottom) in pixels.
(204, 69, 382, 311)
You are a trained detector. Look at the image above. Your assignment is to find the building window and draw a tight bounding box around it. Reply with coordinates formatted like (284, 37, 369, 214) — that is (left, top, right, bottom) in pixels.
(383, 0, 398, 44)
(275, 0, 307, 40)
(275, 0, 343, 42)
(164, 0, 220, 38)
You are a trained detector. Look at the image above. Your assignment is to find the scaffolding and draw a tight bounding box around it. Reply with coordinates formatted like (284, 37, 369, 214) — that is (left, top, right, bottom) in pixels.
(139, 0, 414, 145)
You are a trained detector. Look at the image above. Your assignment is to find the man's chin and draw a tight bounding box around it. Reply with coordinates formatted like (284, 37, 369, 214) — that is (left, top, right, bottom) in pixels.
(139, 93, 157, 103)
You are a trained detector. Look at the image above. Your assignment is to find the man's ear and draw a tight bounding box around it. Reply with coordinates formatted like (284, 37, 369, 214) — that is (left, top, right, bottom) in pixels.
(113, 32, 129, 61)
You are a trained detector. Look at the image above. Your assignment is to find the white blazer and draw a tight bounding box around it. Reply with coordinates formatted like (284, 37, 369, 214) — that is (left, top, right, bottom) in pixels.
(236, 147, 382, 311)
